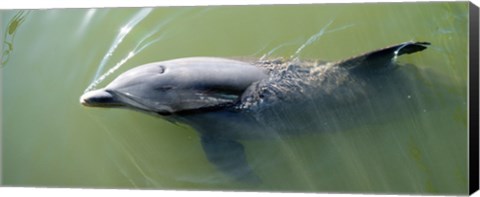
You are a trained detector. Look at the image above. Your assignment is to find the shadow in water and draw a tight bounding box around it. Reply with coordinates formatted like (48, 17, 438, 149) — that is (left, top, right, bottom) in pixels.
(1, 11, 29, 68)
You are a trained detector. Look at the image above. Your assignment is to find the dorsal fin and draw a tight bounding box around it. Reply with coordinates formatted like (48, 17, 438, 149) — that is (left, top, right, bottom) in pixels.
(335, 41, 430, 72)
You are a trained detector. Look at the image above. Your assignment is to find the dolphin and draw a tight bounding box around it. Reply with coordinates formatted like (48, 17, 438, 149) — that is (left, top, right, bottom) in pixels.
(80, 41, 430, 182)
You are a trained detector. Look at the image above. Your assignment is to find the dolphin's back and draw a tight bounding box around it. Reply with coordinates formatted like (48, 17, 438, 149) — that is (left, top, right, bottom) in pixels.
(227, 42, 432, 136)
(239, 64, 424, 135)
(161, 57, 269, 91)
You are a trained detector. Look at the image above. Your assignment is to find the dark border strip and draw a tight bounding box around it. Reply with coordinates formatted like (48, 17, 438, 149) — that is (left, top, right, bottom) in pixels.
(469, 2, 479, 195)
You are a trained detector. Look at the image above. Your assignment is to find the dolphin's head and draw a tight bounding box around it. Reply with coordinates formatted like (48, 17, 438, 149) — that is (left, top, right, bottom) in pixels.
(80, 61, 178, 115)
(80, 57, 268, 116)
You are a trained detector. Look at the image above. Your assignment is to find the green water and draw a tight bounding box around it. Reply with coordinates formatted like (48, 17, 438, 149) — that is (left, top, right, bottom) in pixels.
(0, 2, 470, 195)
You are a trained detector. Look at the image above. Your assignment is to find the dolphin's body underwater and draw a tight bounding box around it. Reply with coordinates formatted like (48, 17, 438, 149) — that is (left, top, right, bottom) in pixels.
(81, 41, 431, 182)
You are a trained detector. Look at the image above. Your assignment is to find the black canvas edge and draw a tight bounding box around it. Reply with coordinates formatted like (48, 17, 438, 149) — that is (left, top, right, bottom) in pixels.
(470, 1, 479, 195)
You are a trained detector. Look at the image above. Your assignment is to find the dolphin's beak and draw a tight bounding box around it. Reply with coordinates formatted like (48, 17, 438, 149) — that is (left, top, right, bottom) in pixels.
(80, 89, 122, 107)
(80, 88, 173, 114)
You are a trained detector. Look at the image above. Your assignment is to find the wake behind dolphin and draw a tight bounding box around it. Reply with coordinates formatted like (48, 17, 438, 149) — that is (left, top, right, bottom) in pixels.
(80, 41, 430, 182)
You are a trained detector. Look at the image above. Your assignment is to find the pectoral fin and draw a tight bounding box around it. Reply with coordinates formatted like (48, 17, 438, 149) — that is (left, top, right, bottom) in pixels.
(200, 135, 260, 183)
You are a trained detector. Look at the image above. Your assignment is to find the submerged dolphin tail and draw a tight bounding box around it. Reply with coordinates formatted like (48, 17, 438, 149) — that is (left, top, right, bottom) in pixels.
(335, 41, 430, 72)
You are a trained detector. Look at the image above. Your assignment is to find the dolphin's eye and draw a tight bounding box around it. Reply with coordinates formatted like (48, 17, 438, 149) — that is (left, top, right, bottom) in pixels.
(155, 86, 173, 91)
(158, 65, 165, 74)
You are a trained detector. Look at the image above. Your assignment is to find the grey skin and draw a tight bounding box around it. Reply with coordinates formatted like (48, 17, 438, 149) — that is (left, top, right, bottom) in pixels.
(81, 41, 430, 182)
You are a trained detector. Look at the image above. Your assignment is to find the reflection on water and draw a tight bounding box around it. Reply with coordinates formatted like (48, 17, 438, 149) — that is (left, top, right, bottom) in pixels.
(84, 8, 199, 93)
(0, 3, 470, 195)
(291, 19, 355, 59)
(83, 9, 148, 93)
(1, 11, 28, 67)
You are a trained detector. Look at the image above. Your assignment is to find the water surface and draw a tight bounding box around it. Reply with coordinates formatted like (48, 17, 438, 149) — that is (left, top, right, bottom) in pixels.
(0, 2, 469, 194)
